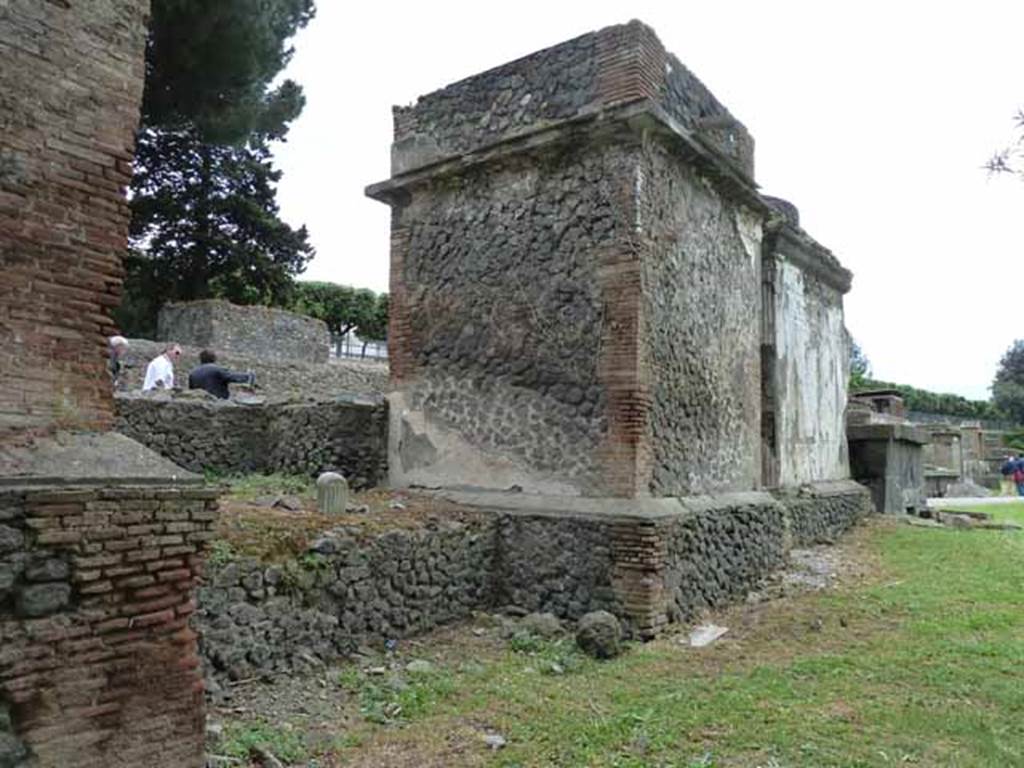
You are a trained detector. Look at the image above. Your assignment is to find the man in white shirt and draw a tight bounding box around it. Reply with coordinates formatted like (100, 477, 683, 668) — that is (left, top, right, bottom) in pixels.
(142, 344, 182, 391)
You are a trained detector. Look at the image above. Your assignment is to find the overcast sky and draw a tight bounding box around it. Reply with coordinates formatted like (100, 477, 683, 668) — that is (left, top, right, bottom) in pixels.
(272, 0, 1024, 401)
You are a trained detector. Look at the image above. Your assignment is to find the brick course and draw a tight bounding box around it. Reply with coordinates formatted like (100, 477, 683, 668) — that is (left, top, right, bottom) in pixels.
(0, 484, 217, 768)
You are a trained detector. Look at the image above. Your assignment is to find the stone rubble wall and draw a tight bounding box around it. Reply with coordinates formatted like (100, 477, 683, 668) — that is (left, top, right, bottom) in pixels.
(114, 394, 388, 487)
(390, 143, 628, 493)
(0, 483, 218, 768)
(641, 135, 763, 495)
(664, 496, 788, 624)
(777, 482, 873, 546)
(0, 0, 149, 434)
(198, 518, 495, 686)
(157, 300, 330, 365)
(390, 20, 753, 178)
(196, 483, 870, 685)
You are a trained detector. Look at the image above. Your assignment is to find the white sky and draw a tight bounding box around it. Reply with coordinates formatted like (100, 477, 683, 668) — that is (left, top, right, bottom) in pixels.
(273, 0, 1024, 401)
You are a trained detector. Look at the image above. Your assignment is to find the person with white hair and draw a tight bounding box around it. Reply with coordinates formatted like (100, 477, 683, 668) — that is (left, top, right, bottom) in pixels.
(143, 343, 181, 391)
(108, 335, 129, 389)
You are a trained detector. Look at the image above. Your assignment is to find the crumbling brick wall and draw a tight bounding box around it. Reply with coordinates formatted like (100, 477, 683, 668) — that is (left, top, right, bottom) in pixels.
(0, 484, 218, 767)
(0, 0, 149, 435)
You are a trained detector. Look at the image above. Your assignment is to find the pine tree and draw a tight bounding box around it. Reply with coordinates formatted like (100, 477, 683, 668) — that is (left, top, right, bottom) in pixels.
(117, 0, 316, 336)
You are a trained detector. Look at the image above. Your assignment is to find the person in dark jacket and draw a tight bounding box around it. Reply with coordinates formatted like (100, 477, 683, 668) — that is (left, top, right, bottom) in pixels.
(188, 350, 254, 399)
(1013, 455, 1024, 497)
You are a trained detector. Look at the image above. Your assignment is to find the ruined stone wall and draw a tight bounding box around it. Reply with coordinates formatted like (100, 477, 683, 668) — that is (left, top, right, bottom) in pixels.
(158, 300, 330, 365)
(0, 0, 148, 434)
(116, 337, 388, 400)
(389, 143, 632, 494)
(115, 394, 389, 487)
(664, 495, 787, 622)
(390, 20, 752, 178)
(198, 517, 495, 687)
(640, 135, 763, 495)
(196, 483, 871, 683)
(848, 423, 927, 514)
(775, 481, 873, 545)
(0, 483, 217, 768)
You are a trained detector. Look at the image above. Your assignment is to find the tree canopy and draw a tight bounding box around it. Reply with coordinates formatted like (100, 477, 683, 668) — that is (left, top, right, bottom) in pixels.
(849, 339, 871, 390)
(991, 339, 1024, 424)
(143, 0, 315, 143)
(985, 109, 1024, 179)
(290, 282, 389, 348)
(116, 0, 316, 336)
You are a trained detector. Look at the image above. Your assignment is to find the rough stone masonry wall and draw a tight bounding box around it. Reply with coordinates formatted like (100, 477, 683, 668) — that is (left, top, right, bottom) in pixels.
(198, 517, 495, 686)
(390, 20, 752, 178)
(389, 143, 635, 494)
(377, 20, 762, 498)
(0, 484, 217, 768)
(115, 394, 389, 487)
(0, 0, 148, 435)
(196, 483, 871, 683)
(116, 338, 388, 400)
(157, 300, 330, 365)
(640, 134, 763, 495)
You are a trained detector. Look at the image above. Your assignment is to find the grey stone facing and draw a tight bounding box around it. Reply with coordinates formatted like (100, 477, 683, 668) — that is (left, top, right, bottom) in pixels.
(16, 582, 71, 617)
(848, 423, 927, 514)
(196, 483, 871, 683)
(158, 300, 330, 365)
(641, 135, 763, 495)
(114, 393, 388, 487)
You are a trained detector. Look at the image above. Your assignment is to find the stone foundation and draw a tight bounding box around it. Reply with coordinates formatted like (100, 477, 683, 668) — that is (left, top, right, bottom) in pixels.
(0, 479, 217, 768)
(114, 393, 388, 486)
(196, 481, 871, 685)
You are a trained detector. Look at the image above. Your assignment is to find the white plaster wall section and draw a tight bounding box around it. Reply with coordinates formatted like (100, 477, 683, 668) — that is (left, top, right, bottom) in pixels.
(775, 261, 848, 485)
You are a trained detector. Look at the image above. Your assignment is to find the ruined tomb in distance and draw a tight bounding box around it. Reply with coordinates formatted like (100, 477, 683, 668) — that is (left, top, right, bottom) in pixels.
(366, 20, 871, 636)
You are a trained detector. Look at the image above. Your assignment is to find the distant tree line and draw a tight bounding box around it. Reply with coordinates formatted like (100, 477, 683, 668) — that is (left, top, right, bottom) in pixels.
(850, 339, 1019, 424)
(289, 282, 389, 356)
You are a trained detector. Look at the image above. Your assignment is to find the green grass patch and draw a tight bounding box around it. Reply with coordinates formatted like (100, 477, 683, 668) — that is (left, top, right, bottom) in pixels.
(217, 471, 316, 501)
(940, 500, 1024, 526)
(336, 663, 460, 726)
(323, 522, 1024, 767)
(219, 719, 311, 763)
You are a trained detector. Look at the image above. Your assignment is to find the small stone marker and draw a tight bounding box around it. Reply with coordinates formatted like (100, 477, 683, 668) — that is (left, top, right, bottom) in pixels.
(316, 472, 348, 515)
(688, 623, 729, 648)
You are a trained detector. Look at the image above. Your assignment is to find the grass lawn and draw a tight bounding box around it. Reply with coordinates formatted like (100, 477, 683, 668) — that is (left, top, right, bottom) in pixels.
(940, 500, 1024, 527)
(214, 518, 1024, 768)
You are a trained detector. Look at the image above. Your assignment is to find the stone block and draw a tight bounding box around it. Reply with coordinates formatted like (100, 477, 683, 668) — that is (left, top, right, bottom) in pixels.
(16, 582, 72, 617)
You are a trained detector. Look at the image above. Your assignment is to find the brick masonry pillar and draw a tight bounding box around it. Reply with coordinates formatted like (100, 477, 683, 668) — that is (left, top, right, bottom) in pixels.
(0, 484, 218, 768)
(0, 0, 149, 436)
(609, 518, 669, 638)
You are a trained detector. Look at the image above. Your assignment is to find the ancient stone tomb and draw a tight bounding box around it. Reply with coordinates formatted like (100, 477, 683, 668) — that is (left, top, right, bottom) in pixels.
(366, 21, 870, 637)
(368, 20, 854, 499)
